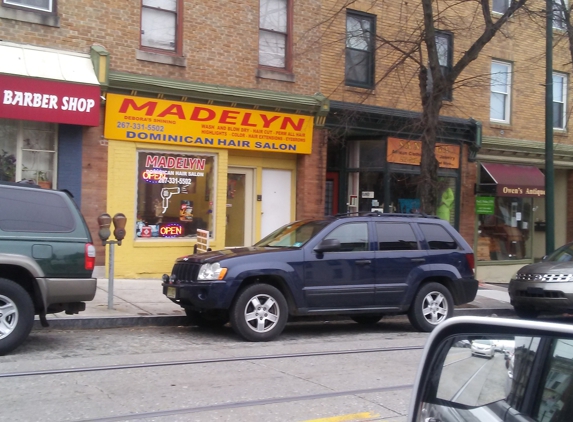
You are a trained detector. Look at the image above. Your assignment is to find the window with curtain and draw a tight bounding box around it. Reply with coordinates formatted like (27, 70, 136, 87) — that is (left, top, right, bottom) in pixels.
(141, 0, 180, 53)
(553, 72, 567, 129)
(259, 0, 290, 69)
(490, 61, 512, 123)
(345, 10, 375, 88)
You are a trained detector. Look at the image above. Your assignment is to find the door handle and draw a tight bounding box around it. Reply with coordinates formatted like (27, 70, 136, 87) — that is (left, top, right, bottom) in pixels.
(411, 258, 426, 263)
(356, 260, 371, 265)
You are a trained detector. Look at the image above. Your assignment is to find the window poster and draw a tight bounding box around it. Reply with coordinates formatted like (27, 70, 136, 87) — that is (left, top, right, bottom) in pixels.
(135, 151, 215, 239)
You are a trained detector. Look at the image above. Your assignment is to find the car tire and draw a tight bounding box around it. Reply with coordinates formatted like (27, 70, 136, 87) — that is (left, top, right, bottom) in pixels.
(230, 284, 288, 342)
(0, 278, 35, 356)
(184, 308, 229, 328)
(513, 307, 540, 320)
(408, 282, 454, 332)
(350, 315, 384, 325)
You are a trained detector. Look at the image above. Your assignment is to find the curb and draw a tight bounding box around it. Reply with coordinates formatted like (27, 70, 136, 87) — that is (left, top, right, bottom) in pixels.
(33, 307, 516, 330)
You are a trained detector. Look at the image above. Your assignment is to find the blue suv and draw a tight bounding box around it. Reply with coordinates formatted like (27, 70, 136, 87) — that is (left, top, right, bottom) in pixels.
(162, 213, 478, 341)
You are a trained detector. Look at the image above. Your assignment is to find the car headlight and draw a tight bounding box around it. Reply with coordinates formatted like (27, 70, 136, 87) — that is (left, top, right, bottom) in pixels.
(197, 262, 228, 281)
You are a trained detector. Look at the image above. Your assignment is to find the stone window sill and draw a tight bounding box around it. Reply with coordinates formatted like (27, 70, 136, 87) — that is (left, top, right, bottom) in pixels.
(136, 50, 186, 67)
(256, 68, 295, 83)
(0, 6, 59, 26)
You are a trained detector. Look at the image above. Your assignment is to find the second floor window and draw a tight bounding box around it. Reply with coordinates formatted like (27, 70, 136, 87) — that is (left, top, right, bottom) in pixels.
(141, 0, 181, 53)
(492, 0, 509, 14)
(553, 0, 567, 30)
(490, 61, 512, 123)
(2, 0, 53, 12)
(259, 0, 290, 69)
(345, 10, 375, 88)
(553, 73, 567, 129)
(436, 31, 453, 101)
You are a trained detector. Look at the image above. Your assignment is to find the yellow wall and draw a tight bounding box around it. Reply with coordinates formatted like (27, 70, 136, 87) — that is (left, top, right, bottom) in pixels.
(106, 141, 296, 278)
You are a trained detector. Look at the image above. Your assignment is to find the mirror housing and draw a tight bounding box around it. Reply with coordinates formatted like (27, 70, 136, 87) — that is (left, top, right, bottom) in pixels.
(314, 238, 341, 253)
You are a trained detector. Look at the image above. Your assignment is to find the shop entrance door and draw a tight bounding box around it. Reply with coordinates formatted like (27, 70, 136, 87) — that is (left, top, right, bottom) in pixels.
(225, 168, 254, 247)
(261, 169, 291, 238)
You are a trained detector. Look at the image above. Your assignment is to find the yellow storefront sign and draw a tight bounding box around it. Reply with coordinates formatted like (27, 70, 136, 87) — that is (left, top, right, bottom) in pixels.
(104, 94, 314, 154)
(387, 137, 460, 169)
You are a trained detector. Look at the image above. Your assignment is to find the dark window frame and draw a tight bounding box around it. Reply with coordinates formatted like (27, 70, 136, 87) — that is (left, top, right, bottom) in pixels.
(435, 30, 453, 101)
(140, 0, 184, 56)
(258, 0, 293, 73)
(345, 9, 376, 89)
(553, 72, 567, 130)
(2, 0, 56, 14)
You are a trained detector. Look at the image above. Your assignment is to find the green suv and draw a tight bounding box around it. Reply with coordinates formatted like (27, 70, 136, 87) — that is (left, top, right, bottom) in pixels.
(0, 182, 97, 355)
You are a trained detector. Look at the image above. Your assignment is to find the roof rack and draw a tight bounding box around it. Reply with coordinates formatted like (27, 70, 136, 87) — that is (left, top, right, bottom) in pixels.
(333, 211, 439, 219)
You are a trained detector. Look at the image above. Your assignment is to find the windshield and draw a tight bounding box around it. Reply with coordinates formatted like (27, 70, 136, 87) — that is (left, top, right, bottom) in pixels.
(255, 220, 331, 248)
(546, 243, 573, 262)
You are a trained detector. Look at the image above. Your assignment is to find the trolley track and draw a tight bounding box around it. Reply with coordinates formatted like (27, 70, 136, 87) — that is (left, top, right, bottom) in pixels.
(0, 344, 424, 379)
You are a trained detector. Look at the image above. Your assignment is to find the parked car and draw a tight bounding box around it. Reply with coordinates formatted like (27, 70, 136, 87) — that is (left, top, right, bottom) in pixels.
(162, 213, 478, 341)
(0, 182, 97, 355)
(508, 241, 573, 319)
(408, 317, 573, 422)
(470, 339, 495, 358)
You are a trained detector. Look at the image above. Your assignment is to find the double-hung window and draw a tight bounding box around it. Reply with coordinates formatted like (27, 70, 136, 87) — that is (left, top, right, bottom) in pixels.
(490, 61, 512, 123)
(2, 0, 53, 12)
(141, 0, 182, 54)
(345, 10, 375, 88)
(553, 0, 567, 30)
(553, 73, 567, 129)
(436, 31, 453, 101)
(492, 0, 509, 14)
(259, 0, 291, 69)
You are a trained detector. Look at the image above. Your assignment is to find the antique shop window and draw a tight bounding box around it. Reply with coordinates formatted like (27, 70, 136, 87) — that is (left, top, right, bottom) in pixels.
(490, 60, 512, 123)
(135, 150, 215, 239)
(0, 118, 57, 188)
(477, 196, 532, 261)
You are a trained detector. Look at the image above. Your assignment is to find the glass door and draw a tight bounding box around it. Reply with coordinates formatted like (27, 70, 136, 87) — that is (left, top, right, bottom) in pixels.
(225, 168, 254, 247)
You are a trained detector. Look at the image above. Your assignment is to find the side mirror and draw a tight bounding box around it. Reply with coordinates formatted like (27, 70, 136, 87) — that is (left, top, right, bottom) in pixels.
(542, 255, 548, 262)
(408, 317, 573, 422)
(314, 238, 341, 253)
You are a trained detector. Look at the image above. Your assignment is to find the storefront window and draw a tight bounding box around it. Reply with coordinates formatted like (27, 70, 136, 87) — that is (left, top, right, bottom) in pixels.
(477, 197, 532, 261)
(0, 118, 56, 188)
(135, 151, 215, 239)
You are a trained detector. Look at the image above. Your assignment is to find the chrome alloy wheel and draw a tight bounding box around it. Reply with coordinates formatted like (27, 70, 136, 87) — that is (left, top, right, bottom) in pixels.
(422, 290, 448, 325)
(243, 293, 280, 333)
(0, 294, 19, 340)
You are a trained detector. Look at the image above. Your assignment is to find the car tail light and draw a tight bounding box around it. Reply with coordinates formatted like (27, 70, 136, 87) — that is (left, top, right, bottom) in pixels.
(85, 243, 96, 270)
(465, 253, 475, 274)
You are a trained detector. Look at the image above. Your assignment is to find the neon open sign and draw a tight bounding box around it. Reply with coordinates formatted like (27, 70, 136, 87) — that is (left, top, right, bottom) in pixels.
(142, 169, 167, 183)
(160, 223, 183, 238)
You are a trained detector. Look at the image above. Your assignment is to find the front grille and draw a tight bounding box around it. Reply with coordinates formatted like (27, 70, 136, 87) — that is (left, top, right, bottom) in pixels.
(515, 290, 566, 299)
(171, 262, 201, 283)
(515, 273, 573, 283)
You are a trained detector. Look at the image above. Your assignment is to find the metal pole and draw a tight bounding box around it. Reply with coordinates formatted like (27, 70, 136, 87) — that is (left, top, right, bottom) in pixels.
(108, 242, 115, 310)
(545, 0, 555, 254)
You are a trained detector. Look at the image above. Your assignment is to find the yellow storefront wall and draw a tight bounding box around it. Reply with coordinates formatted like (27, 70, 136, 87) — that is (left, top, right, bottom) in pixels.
(106, 141, 297, 279)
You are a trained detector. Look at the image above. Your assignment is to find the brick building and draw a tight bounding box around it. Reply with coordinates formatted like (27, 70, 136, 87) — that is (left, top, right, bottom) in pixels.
(319, 0, 573, 283)
(0, 0, 328, 278)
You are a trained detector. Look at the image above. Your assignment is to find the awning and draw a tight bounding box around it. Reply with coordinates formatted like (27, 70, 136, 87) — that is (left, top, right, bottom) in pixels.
(0, 42, 100, 126)
(480, 163, 545, 197)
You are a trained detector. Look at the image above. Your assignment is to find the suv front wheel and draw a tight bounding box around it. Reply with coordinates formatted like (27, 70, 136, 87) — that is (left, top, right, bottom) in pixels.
(230, 284, 288, 342)
(0, 278, 35, 356)
(408, 282, 453, 332)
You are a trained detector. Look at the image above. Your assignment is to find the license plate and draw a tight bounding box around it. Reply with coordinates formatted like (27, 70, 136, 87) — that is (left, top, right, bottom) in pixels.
(166, 286, 177, 299)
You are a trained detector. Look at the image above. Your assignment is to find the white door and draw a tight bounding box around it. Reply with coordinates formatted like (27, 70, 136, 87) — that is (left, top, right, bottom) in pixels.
(225, 167, 254, 247)
(261, 169, 291, 238)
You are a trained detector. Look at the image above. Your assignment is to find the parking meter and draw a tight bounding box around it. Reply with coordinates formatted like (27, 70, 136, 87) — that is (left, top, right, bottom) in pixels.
(97, 213, 112, 243)
(112, 213, 127, 243)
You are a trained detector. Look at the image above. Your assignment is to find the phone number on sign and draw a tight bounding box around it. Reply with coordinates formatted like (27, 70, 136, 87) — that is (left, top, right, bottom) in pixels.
(116, 122, 164, 132)
(157, 177, 193, 185)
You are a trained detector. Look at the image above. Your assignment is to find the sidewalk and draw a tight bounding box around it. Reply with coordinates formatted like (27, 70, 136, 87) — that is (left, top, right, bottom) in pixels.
(34, 279, 514, 330)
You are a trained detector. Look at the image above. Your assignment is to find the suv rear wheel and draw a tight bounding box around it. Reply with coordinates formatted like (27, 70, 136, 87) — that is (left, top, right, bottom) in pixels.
(408, 282, 453, 332)
(230, 284, 288, 342)
(0, 278, 35, 356)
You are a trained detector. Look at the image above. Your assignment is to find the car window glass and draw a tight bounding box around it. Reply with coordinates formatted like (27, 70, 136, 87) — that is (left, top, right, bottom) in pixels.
(376, 222, 419, 251)
(0, 188, 75, 233)
(256, 220, 330, 247)
(533, 339, 573, 422)
(324, 223, 368, 252)
(547, 244, 573, 262)
(419, 223, 459, 250)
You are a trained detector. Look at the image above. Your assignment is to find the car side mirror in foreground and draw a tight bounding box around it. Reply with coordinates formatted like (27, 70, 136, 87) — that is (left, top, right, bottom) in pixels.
(408, 316, 573, 422)
(314, 238, 341, 253)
